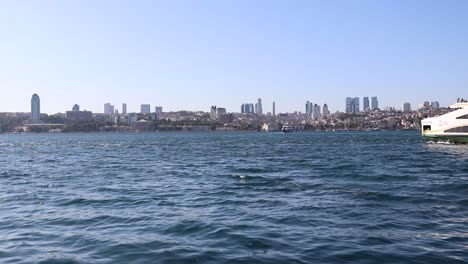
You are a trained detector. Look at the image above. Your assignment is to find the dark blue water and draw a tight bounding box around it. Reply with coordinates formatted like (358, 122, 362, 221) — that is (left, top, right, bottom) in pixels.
(0, 131, 466, 264)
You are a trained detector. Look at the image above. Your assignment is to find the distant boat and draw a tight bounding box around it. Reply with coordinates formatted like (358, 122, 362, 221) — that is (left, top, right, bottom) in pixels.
(281, 125, 293, 133)
(421, 101, 468, 143)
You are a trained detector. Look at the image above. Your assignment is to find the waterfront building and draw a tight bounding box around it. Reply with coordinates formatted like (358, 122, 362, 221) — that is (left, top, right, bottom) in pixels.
(141, 104, 151, 114)
(72, 104, 80, 112)
(323, 104, 329, 117)
(255, 98, 263, 115)
(122, 103, 127, 114)
(371, 96, 379, 110)
(31, 94, 40, 124)
(313, 104, 321, 119)
(363, 97, 370, 111)
(403, 103, 412, 112)
(104, 103, 114, 114)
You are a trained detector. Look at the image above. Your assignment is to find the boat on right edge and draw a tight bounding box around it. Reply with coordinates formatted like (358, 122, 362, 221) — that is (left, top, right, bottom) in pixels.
(421, 101, 468, 143)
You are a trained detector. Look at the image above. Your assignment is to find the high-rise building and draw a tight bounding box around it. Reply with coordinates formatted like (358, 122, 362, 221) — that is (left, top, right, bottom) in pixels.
(31, 94, 40, 124)
(323, 104, 329, 117)
(141, 104, 151, 114)
(255, 98, 263, 115)
(273, 101, 276, 116)
(72, 104, 80, 112)
(353, 97, 360, 112)
(346, 97, 353, 113)
(346, 97, 360, 113)
(122, 103, 127, 114)
(403, 103, 412, 112)
(363, 97, 370, 111)
(155, 106, 163, 114)
(431, 101, 440, 108)
(104, 103, 114, 114)
(210, 106, 217, 119)
(241, 103, 254, 114)
(313, 104, 321, 119)
(305, 101, 313, 116)
(371, 97, 379, 110)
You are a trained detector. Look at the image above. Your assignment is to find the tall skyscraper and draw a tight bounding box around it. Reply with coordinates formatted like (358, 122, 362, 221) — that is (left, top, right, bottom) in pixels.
(273, 101, 276, 116)
(305, 101, 313, 116)
(431, 101, 440, 108)
(72, 104, 80, 112)
(313, 104, 321, 119)
(371, 97, 379, 110)
(141, 104, 151, 114)
(346, 97, 353, 113)
(403, 103, 411, 112)
(155, 106, 163, 114)
(241, 103, 254, 113)
(353, 97, 360, 112)
(104, 103, 114, 114)
(345, 97, 360, 113)
(255, 98, 263, 115)
(122, 103, 127, 114)
(323, 104, 329, 117)
(363, 97, 369, 110)
(31, 94, 40, 124)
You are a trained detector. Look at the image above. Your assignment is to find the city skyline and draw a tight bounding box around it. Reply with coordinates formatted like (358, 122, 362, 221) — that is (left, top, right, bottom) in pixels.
(2, 93, 449, 116)
(1, 1, 467, 113)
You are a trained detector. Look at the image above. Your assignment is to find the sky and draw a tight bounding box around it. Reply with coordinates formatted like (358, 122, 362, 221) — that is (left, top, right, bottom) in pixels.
(0, 0, 467, 114)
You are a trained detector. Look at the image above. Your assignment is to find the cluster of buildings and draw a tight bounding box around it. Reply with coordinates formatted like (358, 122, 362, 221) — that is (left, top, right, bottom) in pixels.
(0, 93, 451, 133)
(305, 101, 330, 119)
(345, 96, 379, 113)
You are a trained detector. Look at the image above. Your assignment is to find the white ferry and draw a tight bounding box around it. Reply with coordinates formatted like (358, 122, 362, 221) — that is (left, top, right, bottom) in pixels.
(421, 102, 468, 143)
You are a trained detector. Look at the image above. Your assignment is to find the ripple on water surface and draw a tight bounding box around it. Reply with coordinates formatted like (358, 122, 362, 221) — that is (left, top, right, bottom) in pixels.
(0, 132, 466, 264)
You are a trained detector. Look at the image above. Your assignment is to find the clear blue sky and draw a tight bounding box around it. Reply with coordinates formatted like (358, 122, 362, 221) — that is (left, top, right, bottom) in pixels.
(0, 0, 467, 114)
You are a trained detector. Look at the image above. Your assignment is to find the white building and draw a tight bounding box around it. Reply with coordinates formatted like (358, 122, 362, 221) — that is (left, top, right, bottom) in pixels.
(31, 94, 40, 124)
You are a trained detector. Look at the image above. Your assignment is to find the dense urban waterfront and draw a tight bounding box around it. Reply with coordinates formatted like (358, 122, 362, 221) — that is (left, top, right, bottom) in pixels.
(0, 131, 466, 263)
